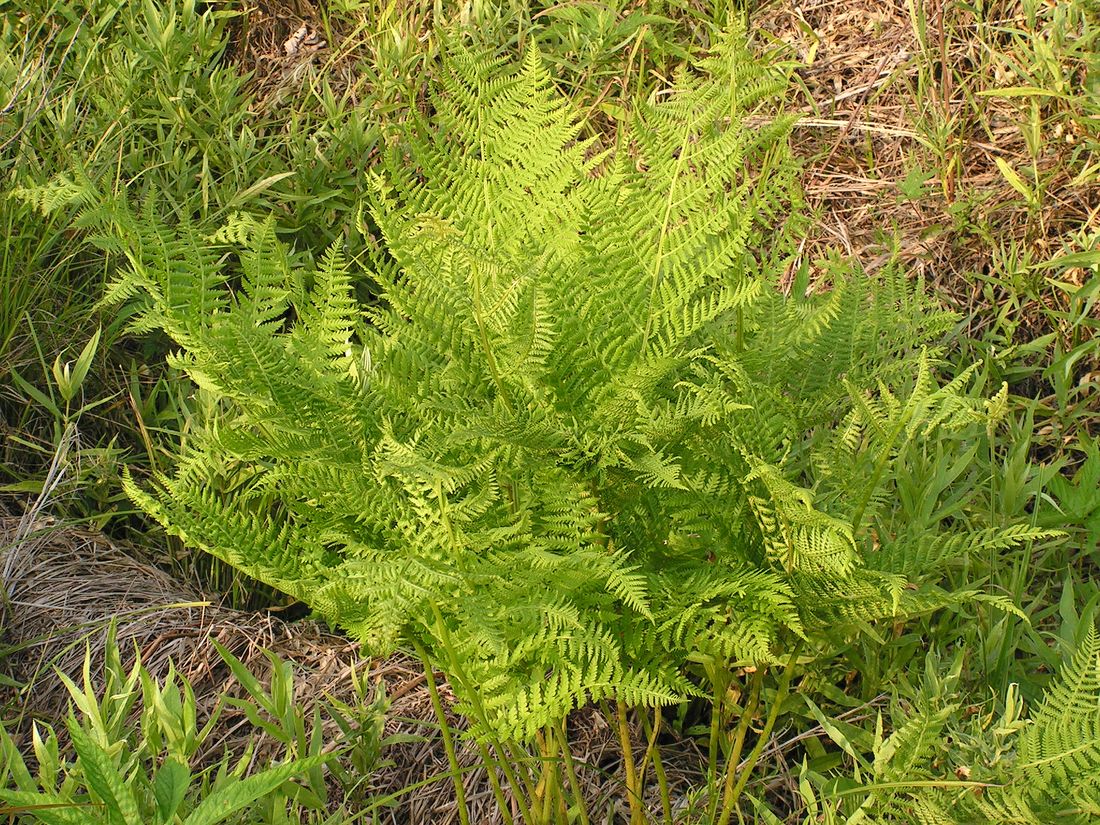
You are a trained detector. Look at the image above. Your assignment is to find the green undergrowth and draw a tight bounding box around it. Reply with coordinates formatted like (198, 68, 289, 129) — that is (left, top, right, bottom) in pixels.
(0, 627, 391, 825)
(928, 0, 1099, 450)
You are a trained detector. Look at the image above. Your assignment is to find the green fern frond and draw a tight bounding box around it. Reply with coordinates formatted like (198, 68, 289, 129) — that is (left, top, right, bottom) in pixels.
(10, 172, 96, 215)
(1009, 625, 1100, 813)
(825, 626, 1100, 824)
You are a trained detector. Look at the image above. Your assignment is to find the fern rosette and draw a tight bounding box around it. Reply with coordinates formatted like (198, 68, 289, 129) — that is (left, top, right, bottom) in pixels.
(98, 33, 1047, 740)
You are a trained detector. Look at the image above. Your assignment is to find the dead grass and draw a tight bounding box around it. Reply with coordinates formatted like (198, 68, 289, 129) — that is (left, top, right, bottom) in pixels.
(0, 507, 365, 752)
(227, 0, 435, 117)
(229, 0, 338, 110)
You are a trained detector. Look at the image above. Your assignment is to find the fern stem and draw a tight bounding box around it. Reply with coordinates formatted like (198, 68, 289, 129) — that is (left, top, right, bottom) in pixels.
(555, 717, 591, 825)
(426, 604, 534, 823)
(850, 412, 910, 533)
(714, 666, 763, 825)
(716, 645, 801, 825)
(705, 665, 728, 822)
(412, 639, 471, 825)
(470, 259, 514, 413)
(503, 739, 539, 809)
(534, 729, 551, 823)
(616, 700, 644, 825)
(435, 480, 462, 564)
(534, 727, 563, 825)
(639, 127, 692, 356)
(640, 707, 672, 825)
(474, 739, 516, 825)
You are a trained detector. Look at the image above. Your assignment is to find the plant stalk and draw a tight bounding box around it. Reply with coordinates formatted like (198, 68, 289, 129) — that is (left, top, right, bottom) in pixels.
(534, 728, 559, 824)
(616, 700, 644, 825)
(475, 739, 516, 825)
(715, 666, 764, 824)
(640, 707, 672, 825)
(427, 603, 533, 823)
(717, 646, 801, 825)
(556, 717, 591, 825)
(412, 638, 470, 825)
(705, 665, 730, 823)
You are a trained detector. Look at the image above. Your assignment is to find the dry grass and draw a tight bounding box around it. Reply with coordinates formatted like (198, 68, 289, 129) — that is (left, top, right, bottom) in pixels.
(226, 0, 435, 117)
(228, 0, 340, 110)
(0, 506, 365, 752)
(229, 0, 1098, 406)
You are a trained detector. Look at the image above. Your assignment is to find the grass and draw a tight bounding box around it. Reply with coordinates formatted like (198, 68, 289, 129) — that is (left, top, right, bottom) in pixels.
(1, 0, 1098, 822)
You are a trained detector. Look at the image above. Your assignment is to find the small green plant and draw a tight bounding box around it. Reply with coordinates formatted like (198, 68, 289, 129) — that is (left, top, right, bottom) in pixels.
(0, 628, 387, 825)
(1039, 435, 1100, 557)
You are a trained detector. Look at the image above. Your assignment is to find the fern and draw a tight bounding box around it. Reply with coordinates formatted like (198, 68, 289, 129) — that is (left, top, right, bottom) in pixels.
(93, 33, 1035, 741)
(997, 625, 1100, 820)
(11, 172, 95, 215)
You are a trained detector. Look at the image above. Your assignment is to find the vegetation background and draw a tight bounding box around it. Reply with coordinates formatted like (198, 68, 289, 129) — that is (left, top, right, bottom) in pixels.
(0, 0, 1097, 822)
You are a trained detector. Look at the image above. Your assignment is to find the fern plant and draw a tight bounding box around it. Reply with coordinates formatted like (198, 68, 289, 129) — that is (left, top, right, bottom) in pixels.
(84, 31, 1047, 756)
